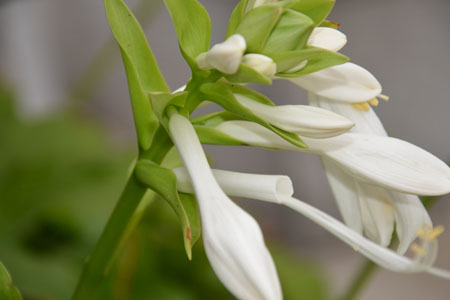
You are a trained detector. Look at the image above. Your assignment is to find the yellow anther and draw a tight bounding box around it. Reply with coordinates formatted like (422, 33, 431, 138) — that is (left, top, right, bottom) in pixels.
(369, 98, 379, 106)
(378, 94, 390, 101)
(410, 243, 427, 257)
(417, 228, 426, 238)
(427, 225, 445, 240)
(352, 102, 370, 112)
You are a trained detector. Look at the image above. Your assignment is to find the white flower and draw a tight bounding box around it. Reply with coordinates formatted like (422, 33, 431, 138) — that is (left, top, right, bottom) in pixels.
(209, 120, 450, 196)
(234, 94, 354, 138)
(242, 54, 277, 78)
(168, 111, 282, 300)
(196, 34, 246, 74)
(173, 167, 450, 279)
(286, 62, 382, 103)
(307, 27, 347, 52)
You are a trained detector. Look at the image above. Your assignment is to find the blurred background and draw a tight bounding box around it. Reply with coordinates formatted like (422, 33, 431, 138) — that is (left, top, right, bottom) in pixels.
(0, 0, 450, 299)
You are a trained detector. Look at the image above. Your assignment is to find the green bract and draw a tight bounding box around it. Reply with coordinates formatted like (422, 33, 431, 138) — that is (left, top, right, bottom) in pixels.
(135, 160, 201, 259)
(164, 0, 211, 69)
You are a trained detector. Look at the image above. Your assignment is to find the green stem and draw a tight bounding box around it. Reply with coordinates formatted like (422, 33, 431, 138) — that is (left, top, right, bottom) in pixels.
(71, 172, 147, 300)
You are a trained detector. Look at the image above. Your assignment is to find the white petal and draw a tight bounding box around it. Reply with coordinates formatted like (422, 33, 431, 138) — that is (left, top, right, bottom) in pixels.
(169, 112, 282, 300)
(234, 94, 354, 138)
(308, 92, 387, 135)
(307, 27, 347, 52)
(288, 62, 382, 103)
(389, 192, 432, 255)
(356, 182, 395, 247)
(173, 167, 293, 204)
(321, 158, 363, 234)
(282, 197, 445, 276)
(206, 34, 246, 74)
(304, 133, 450, 196)
(242, 54, 277, 78)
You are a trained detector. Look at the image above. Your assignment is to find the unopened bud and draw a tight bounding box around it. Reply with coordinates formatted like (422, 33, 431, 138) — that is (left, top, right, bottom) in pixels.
(242, 54, 277, 78)
(205, 34, 246, 74)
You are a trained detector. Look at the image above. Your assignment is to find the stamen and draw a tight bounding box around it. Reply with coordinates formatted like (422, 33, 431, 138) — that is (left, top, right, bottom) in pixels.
(352, 102, 370, 112)
(427, 225, 445, 240)
(378, 94, 390, 101)
(369, 98, 379, 106)
(411, 243, 427, 257)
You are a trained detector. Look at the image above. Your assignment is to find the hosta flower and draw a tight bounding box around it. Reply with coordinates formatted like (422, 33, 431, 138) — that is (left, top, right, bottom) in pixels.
(234, 93, 354, 138)
(168, 111, 282, 300)
(241, 54, 277, 78)
(174, 167, 450, 279)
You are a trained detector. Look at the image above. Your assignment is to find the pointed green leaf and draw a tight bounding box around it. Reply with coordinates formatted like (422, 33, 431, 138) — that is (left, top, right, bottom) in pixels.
(121, 50, 159, 150)
(263, 9, 314, 53)
(290, 0, 335, 25)
(199, 82, 307, 148)
(0, 262, 22, 300)
(277, 48, 349, 77)
(235, 5, 283, 53)
(223, 82, 275, 106)
(105, 0, 169, 93)
(164, 0, 211, 62)
(226, 0, 248, 37)
(267, 47, 344, 72)
(224, 63, 272, 85)
(135, 160, 201, 259)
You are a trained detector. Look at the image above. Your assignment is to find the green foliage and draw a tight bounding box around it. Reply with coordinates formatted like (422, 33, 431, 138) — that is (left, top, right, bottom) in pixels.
(277, 48, 349, 77)
(164, 0, 211, 69)
(224, 63, 272, 85)
(235, 5, 283, 53)
(105, 0, 169, 149)
(267, 47, 349, 73)
(289, 0, 335, 25)
(0, 262, 22, 300)
(135, 160, 201, 259)
(262, 9, 314, 53)
(199, 82, 306, 148)
(149, 91, 188, 128)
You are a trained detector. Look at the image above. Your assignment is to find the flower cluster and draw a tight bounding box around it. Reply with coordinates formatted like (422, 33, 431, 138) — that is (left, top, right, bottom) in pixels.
(111, 0, 450, 299)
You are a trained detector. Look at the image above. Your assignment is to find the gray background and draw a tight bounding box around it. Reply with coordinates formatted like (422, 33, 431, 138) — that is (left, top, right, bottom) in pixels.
(1, 0, 449, 299)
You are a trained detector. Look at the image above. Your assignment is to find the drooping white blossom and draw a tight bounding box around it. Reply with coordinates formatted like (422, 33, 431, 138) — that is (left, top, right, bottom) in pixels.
(169, 111, 282, 300)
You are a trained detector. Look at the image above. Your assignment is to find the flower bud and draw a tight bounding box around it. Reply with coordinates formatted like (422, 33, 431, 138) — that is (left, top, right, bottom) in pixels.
(242, 53, 277, 78)
(205, 34, 246, 74)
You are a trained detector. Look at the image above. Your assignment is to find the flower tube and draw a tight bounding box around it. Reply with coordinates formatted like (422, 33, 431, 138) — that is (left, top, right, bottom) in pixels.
(169, 111, 282, 300)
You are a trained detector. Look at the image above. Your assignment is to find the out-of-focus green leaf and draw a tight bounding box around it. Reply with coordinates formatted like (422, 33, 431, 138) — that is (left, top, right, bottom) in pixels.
(263, 9, 314, 53)
(164, 0, 211, 65)
(290, 0, 335, 25)
(199, 82, 306, 148)
(0, 262, 22, 300)
(235, 5, 283, 53)
(277, 48, 349, 77)
(135, 160, 201, 259)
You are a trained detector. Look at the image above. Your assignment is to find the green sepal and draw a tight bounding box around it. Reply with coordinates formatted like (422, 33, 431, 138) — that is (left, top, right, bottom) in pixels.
(224, 63, 272, 85)
(0, 262, 23, 300)
(222, 82, 274, 106)
(235, 5, 283, 53)
(135, 160, 201, 259)
(149, 91, 187, 128)
(262, 9, 314, 53)
(199, 82, 307, 148)
(319, 20, 340, 29)
(195, 125, 246, 146)
(164, 0, 211, 64)
(277, 47, 349, 77)
(289, 0, 335, 25)
(267, 46, 345, 73)
(105, 0, 169, 93)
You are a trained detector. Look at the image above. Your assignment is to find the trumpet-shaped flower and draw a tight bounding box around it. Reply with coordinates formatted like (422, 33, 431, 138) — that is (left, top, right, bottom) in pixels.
(234, 94, 354, 138)
(173, 167, 450, 279)
(169, 111, 282, 300)
(196, 34, 246, 74)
